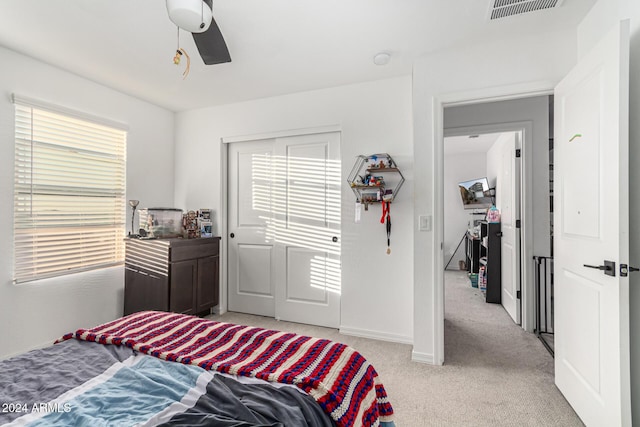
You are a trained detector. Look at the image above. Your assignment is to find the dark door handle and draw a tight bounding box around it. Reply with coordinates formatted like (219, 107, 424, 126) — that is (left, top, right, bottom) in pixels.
(584, 260, 616, 277)
(332, 236, 338, 243)
(230, 233, 235, 238)
(583, 264, 610, 271)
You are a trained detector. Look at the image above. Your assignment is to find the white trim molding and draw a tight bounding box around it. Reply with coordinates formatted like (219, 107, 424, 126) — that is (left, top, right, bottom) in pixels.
(11, 94, 129, 131)
(431, 81, 554, 365)
(218, 137, 229, 315)
(221, 124, 341, 144)
(411, 350, 435, 364)
(339, 326, 413, 345)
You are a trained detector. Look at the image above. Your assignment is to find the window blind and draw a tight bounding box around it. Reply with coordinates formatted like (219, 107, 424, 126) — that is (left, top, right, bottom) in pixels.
(13, 102, 127, 283)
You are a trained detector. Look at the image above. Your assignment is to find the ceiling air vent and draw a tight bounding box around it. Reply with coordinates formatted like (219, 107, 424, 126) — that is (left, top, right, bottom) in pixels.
(489, 0, 564, 20)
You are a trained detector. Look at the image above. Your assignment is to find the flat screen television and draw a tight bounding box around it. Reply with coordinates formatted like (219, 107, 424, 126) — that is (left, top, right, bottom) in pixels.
(458, 177, 493, 209)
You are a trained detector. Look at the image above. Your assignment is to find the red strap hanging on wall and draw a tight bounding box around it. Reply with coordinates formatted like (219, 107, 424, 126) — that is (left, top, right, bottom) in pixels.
(380, 201, 389, 223)
(380, 201, 391, 254)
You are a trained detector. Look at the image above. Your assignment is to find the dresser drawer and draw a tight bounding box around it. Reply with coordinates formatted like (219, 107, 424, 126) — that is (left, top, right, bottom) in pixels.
(170, 240, 219, 262)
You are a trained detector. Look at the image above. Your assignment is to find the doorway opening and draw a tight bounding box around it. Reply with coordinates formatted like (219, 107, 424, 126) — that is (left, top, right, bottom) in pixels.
(443, 130, 523, 325)
(440, 95, 555, 363)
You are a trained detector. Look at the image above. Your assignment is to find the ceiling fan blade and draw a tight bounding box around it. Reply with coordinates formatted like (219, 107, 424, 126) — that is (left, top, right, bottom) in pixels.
(192, 16, 231, 65)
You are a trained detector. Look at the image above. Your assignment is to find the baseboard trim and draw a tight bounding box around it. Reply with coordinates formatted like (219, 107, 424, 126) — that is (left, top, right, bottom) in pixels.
(339, 326, 412, 345)
(411, 350, 435, 364)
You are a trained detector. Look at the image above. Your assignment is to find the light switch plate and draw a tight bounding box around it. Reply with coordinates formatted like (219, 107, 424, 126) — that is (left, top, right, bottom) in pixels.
(419, 215, 432, 231)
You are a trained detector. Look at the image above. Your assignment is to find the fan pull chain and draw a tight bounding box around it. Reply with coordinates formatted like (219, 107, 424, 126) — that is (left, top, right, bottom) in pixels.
(173, 27, 191, 79)
(179, 48, 191, 79)
(173, 27, 182, 65)
(200, 0, 206, 29)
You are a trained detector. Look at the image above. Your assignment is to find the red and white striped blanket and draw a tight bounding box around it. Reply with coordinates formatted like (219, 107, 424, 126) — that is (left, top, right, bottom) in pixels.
(58, 311, 395, 427)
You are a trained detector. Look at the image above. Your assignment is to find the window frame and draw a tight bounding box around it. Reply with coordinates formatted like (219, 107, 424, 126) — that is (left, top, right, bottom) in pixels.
(12, 95, 128, 283)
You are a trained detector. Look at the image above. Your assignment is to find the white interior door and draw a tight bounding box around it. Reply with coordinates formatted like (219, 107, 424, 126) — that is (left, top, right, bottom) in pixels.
(499, 132, 521, 324)
(554, 20, 631, 426)
(228, 139, 276, 317)
(273, 132, 341, 328)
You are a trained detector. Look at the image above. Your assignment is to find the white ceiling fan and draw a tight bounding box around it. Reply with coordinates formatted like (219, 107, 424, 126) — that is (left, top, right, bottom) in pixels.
(166, 0, 231, 65)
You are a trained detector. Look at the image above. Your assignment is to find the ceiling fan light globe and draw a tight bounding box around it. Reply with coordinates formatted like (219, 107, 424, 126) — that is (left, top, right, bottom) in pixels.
(166, 0, 212, 33)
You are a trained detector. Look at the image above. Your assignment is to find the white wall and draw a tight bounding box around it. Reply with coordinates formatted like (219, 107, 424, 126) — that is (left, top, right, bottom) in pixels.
(443, 151, 487, 266)
(0, 47, 175, 359)
(412, 29, 576, 362)
(576, 0, 640, 421)
(174, 76, 414, 343)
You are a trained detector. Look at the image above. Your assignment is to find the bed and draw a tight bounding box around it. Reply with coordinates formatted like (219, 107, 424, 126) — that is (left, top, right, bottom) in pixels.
(0, 311, 395, 427)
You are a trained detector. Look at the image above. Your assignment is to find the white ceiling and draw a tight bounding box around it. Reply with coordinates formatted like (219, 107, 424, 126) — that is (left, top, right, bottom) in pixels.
(0, 0, 596, 112)
(444, 133, 505, 155)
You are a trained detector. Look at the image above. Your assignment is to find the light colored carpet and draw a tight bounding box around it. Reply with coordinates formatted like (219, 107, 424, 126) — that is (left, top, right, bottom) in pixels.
(207, 270, 583, 426)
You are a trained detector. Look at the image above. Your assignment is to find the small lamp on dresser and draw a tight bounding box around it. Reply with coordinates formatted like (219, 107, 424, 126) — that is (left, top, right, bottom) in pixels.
(128, 199, 139, 237)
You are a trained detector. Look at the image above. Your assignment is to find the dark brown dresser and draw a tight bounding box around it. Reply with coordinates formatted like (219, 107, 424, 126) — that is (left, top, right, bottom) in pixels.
(124, 237, 220, 316)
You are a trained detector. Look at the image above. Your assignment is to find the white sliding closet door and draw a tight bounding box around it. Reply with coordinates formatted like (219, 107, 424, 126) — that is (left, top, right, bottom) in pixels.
(273, 132, 341, 328)
(227, 132, 341, 328)
(228, 139, 277, 317)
